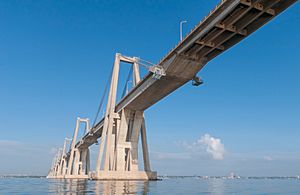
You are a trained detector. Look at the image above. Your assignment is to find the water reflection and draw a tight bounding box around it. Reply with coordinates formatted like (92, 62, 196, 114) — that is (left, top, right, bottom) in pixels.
(207, 179, 225, 195)
(94, 180, 149, 195)
(49, 179, 149, 195)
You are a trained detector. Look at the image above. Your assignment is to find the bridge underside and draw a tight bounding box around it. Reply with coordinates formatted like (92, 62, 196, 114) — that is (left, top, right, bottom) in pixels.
(116, 0, 297, 112)
(75, 0, 298, 152)
(47, 0, 297, 180)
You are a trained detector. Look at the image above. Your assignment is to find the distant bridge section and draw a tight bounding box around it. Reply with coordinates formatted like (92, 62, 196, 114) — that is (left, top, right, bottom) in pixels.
(80, 0, 297, 149)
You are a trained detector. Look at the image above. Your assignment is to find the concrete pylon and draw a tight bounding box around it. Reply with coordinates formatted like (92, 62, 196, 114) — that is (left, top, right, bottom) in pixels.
(47, 118, 91, 179)
(47, 54, 156, 180)
(47, 148, 62, 178)
(55, 137, 71, 177)
(66, 117, 91, 178)
(94, 54, 156, 180)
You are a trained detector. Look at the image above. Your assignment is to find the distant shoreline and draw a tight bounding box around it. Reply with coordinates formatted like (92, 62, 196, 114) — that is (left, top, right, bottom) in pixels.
(158, 175, 300, 180)
(1, 175, 300, 180)
(0, 175, 46, 178)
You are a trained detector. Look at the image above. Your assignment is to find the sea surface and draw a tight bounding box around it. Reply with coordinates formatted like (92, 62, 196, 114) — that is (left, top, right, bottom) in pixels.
(1, 177, 300, 194)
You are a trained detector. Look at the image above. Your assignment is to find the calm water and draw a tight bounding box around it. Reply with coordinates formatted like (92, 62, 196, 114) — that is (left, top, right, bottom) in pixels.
(1, 177, 300, 194)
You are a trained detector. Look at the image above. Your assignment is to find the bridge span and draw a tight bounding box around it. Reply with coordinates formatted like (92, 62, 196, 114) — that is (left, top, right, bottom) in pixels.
(48, 0, 297, 180)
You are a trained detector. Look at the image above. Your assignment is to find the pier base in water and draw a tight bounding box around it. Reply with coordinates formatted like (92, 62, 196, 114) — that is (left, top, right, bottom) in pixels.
(46, 171, 157, 180)
(92, 171, 157, 180)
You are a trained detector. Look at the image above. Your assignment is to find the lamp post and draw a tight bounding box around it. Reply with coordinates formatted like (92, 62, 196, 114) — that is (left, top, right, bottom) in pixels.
(180, 20, 187, 41)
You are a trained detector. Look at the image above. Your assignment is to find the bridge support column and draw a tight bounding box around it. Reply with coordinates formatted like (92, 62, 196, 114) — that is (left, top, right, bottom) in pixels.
(61, 158, 67, 176)
(47, 148, 64, 178)
(141, 118, 151, 172)
(58, 159, 66, 176)
(66, 118, 81, 176)
(94, 53, 156, 180)
(79, 148, 90, 176)
(73, 149, 81, 175)
(56, 158, 65, 176)
(48, 118, 90, 179)
(94, 109, 156, 180)
(65, 118, 90, 179)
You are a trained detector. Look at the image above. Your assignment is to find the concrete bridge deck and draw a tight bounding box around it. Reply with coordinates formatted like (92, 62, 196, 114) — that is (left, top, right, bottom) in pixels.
(72, 0, 296, 151)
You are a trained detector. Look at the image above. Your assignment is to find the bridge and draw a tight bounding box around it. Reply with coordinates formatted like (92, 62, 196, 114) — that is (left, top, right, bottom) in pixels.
(47, 0, 297, 180)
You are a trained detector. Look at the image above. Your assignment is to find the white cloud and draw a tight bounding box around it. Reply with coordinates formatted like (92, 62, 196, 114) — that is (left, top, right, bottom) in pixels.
(198, 134, 225, 160)
(179, 134, 226, 160)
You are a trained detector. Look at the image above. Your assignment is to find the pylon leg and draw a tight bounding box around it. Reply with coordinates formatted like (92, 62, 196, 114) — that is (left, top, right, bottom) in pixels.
(141, 119, 151, 171)
(93, 54, 156, 180)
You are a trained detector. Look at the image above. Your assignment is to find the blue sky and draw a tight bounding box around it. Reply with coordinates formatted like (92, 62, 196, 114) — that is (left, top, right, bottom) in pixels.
(0, 0, 299, 176)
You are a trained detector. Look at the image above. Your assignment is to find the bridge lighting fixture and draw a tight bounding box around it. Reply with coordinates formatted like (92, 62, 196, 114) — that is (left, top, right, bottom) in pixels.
(149, 65, 166, 79)
(192, 76, 203, 86)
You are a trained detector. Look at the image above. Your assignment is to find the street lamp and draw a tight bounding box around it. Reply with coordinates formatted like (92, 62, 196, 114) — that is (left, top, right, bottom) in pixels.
(180, 20, 187, 41)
